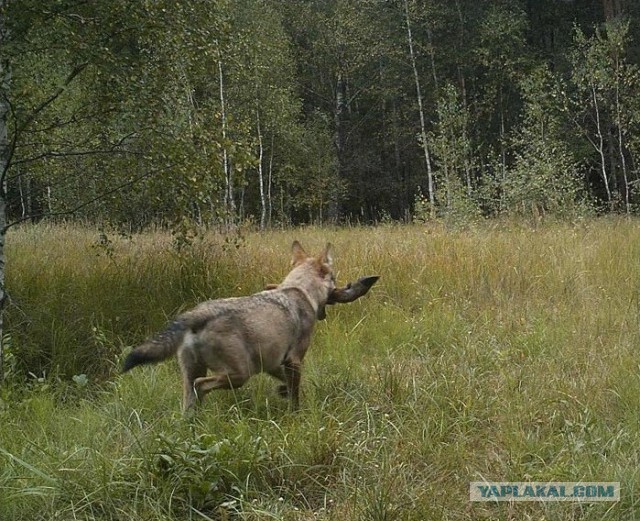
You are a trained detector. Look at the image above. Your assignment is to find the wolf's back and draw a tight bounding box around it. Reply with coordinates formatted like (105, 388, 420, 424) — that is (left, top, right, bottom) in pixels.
(122, 319, 188, 372)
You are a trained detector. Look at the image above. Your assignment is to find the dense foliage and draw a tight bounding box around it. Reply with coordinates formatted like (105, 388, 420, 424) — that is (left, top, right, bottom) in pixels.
(3, 0, 640, 227)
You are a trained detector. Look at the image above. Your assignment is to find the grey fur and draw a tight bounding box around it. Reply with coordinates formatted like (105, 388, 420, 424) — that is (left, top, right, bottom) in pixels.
(123, 241, 335, 412)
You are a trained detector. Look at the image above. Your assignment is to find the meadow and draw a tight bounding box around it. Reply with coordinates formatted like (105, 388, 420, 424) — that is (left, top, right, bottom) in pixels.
(1, 219, 640, 520)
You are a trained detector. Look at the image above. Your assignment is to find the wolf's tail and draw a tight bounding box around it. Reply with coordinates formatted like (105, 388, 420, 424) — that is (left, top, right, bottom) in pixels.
(122, 319, 189, 372)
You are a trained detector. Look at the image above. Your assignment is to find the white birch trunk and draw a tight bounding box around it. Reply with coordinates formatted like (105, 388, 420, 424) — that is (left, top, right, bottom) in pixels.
(592, 85, 612, 207)
(267, 133, 274, 227)
(255, 105, 266, 230)
(218, 54, 234, 223)
(404, 0, 435, 217)
(614, 63, 630, 213)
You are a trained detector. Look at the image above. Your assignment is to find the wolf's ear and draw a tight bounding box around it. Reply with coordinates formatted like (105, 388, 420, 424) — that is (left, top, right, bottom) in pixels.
(319, 242, 333, 267)
(291, 240, 307, 265)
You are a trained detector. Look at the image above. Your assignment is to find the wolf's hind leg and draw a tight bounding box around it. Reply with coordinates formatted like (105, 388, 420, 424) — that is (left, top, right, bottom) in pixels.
(178, 349, 206, 413)
(194, 373, 248, 398)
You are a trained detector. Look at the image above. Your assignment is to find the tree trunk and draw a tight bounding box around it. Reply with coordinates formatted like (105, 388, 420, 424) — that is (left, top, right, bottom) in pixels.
(592, 84, 613, 208)
(267, 133, 274, 227)
(255, 104, 266, 230)
(603, 0, 625, 20)
(391, 100, 407, 215)
(455, 0, 473, 197)
(328, 71, 346, 222)
(426, 25, 438, 90)
(404, 0, 435, 217)
(613, 57, 630, 213)
(0, 1, 9, 384)
(18, 172, 27, 219)
(218, 53, 234, 224)
(499, 87, 507, 192)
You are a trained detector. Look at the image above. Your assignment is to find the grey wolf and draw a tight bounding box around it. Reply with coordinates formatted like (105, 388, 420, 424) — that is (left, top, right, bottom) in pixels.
(123, 241, 337, 412)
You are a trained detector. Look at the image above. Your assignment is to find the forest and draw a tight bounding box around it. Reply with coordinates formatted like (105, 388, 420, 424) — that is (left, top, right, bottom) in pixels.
(5, 3, 640, 519)
(2, 0, 640, 229)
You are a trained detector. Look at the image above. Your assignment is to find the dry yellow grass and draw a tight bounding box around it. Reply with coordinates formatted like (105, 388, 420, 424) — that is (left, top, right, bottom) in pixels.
(2, 218, 640, 520)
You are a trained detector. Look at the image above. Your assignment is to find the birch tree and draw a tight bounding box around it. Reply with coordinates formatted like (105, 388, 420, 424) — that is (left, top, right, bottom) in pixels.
(214, 0, 303, 228)
(567, 24, 638, 211)
(430, 83, 478, 220)
(506, 65, 586, 219)
(475, 4, 529, 211)
(404, 0, 435, 218)
(217, 50, 235, 223)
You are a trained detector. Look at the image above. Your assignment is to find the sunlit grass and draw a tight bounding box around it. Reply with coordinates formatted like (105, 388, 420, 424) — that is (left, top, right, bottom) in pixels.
(2, 218, 640, 519)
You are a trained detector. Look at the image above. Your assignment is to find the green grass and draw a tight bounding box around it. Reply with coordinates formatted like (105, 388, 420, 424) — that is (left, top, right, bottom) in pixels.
(2, 219, 640, 519)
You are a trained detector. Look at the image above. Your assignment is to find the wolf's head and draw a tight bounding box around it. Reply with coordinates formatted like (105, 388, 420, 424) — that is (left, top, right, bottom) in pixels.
(281, 240, 335, 319)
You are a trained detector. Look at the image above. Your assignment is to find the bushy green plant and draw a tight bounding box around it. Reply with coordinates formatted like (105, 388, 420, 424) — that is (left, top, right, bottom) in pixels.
(504, 66, 592, 220)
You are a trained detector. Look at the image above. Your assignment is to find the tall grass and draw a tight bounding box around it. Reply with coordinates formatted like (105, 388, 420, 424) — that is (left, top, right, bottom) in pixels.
(2, 219, 640, 519)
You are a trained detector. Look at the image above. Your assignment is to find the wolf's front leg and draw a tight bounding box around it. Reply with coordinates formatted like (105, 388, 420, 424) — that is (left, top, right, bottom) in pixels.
(267, 366, 289, 398)
(283, 359, 302, 410)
